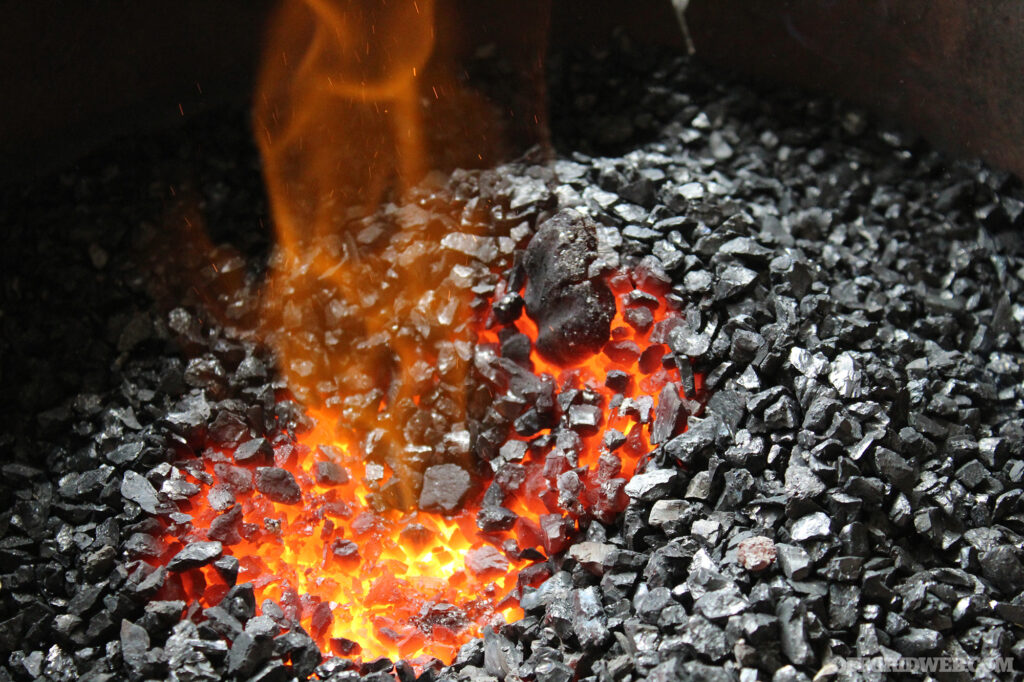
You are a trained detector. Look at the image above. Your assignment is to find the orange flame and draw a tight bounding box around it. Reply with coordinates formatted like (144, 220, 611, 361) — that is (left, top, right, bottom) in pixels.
(156, 0, 702, 668)
(160, 274, 698, 663)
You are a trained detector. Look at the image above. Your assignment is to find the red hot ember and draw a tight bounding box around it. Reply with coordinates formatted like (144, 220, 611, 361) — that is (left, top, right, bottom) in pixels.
(155, 269, 703, 664)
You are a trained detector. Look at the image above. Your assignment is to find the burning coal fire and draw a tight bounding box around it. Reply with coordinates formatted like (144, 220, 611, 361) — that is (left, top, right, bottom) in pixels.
(153, 0, 705, 668)
(157, 258, 702, 664)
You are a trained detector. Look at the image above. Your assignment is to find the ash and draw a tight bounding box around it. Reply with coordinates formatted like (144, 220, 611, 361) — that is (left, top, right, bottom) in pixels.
(3, 31, 1024, 682)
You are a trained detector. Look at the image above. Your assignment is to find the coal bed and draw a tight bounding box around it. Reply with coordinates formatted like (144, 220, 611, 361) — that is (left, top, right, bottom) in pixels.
(4, 35, 1024, 682)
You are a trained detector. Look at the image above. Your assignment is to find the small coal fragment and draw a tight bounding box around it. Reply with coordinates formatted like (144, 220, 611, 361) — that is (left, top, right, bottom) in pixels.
(567, 541, 615, 576)
(419, 463, 471, 513)
(477, 505, 518, 532)
(651, 384, 685, 445)
(254, 467, 302, 504)
(624, 468, 678, 501)
(227, 630, 274, 678)
(603, 428, 627, 451)
(207, 484, 236, 512)
(568, 404, 602, 435)
(234, 437, 274, 464)
(315, 460, 350, 486)
(776, 596, 814, 666)
(121, 470, 160, 514)
(120, 619, 151, 677)
(980, 545, 1024, 594)
(523, 210, 616, 364)
(775, 544, 812, 580)
(167, 541, 223, 571)
(539, 514, 574, 556)
(790, 512, 832, 541)
(605, 370, 630, 392)
(214, 554, 240, 584)
(573, 586, 610, 649)
(493, 292, 525, 324)
(465, 546, 510, 578)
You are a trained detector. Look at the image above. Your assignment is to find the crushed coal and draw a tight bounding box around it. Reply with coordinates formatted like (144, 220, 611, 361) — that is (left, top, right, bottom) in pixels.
(3, 29, 1024, 682)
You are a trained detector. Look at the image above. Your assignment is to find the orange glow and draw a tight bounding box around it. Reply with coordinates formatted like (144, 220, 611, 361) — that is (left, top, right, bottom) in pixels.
(158, 274, 701, 664)
(156, 0, 702, 666)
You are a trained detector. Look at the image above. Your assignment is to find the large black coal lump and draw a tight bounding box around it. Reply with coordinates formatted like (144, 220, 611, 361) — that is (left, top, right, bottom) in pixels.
(523, 210, 615, 364)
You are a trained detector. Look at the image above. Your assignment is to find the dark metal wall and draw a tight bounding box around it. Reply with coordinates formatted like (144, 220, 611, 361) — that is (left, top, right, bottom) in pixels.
(1, 1, 1022, 181)
(687, 0, 1024, 179)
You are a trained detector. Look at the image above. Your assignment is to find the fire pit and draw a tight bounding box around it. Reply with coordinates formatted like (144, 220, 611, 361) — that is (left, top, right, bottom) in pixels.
(3, 2, 1024, 682)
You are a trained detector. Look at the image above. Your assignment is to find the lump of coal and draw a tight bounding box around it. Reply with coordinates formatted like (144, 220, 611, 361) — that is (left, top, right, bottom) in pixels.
(465, 546, 510, 578)
(167, 541, 223, 571)
(234, 437, 273, 464)
(254, 467, 302, 505)
(523, 210, 615, 364)
(418, 463, 471, 513)
(315, 461, 350, 486)
(121, 471, 161, 514)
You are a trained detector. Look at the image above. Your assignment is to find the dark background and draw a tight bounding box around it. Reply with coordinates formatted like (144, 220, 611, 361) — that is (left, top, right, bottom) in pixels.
(1, 0, 1023, 182)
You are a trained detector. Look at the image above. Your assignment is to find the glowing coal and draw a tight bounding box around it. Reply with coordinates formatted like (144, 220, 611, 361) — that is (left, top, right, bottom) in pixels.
(156, 269, 702, 664)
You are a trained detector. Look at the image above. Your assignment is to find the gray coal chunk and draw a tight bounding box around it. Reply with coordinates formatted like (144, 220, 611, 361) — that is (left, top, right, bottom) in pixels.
(465, 546, 510, 577)
(776, 596, 814, 666)
(638, 586, 675, 624)
(483, 628, 522, 680)
(168, 541, 223, 571)
(476, 505, 518, 532)
(775, 543, 812, 580)
(226, 630, 274, 678)
(274, 630, 321, 678)
(715, 264, 758, 299)
(165, 620, 216, 679)
(650, 384, 685, 445)
(254, 467, 302, 505)
(165, 392, 211, 429)
(648, 499, 688, 527)
(419, 463, 471, 513)
(234, 437, 273, 464)
(567, 404, 602, 435)
(121, 470, 160, 514)
(573, 586, 610, 649)
(679, 615, 730, 661)
(663, 414, 727, 465)
(694, 586, 749, 621)
(120, 619, 150, 675)
(523, 210, 615, 364)
(790, 512, 832, 541)
(873, 448, 917, 491)
(315, 460, 350, 486)
(784, 464, 826, 500)
(980, 545, 1024, 594)
(568, 541, 615, 576)
(624, 468, 678, 501)
(207, 484, 236, 512)
(892, 628, 944, 656)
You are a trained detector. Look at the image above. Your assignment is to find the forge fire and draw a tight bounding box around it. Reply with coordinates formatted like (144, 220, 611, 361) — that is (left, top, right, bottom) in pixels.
(155, 253, 702, 666)
(6, 3, 1024, 682)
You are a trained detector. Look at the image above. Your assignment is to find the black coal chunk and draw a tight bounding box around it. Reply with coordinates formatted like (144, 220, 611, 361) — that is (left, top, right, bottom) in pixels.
(121, 471, 160, 514)
(523, 210, 615, 364)
(980, 545, 1024, 594)
(477, 505, 518, 532)
(254, 467, 302, 504)
(235, 437, 274, 464)
(418, 463, 471, 513)
(315, 460, 350, 486)
(167, 541, 223, 571)
(227, 630, 274, 677)
(466, 546, 510, 577)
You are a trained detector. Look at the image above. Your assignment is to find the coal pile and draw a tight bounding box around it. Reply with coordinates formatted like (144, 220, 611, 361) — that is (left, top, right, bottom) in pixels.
(4, 31, 1024, 682)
